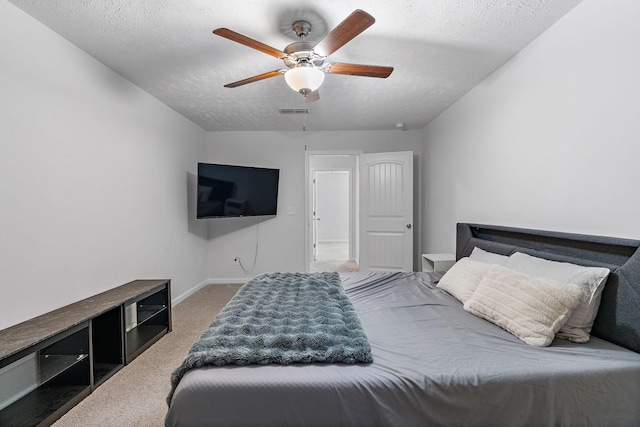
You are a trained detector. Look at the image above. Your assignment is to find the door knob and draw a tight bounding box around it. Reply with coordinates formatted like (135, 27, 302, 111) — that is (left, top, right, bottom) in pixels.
(406, 224, 412, 229)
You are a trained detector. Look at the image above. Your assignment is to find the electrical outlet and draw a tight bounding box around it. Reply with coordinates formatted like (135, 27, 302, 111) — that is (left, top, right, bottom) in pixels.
(233, 257, 239, 266)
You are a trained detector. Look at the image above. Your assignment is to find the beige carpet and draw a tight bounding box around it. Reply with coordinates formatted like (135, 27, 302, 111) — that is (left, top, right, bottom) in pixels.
(52, 283, 242, 427)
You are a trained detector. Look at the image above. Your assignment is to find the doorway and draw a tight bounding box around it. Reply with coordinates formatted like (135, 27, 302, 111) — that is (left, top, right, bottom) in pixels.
(305, 150, 414, 272)
(307, 153, 359, 273)
(310, 170, 358, 272)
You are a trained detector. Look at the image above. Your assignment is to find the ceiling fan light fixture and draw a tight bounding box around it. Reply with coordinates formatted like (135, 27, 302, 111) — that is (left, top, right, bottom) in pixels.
(284, 65, 325, 95)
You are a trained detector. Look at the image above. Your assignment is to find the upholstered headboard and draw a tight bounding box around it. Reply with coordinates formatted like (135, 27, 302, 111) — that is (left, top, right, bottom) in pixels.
(456, 223, 640, 354)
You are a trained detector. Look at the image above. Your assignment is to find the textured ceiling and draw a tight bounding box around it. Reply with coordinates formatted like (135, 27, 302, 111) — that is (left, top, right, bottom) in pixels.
(8, 0, 582, 131)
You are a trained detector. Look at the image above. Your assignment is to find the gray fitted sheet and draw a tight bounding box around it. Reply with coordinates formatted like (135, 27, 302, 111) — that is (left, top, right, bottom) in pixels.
(165, 272, 640, 427)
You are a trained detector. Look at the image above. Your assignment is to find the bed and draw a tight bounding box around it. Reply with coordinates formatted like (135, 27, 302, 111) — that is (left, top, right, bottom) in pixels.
(165, 223, 640, 426)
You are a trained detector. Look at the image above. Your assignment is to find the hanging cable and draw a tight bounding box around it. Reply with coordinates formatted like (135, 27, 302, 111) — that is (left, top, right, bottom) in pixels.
(237, 217, 260, 274)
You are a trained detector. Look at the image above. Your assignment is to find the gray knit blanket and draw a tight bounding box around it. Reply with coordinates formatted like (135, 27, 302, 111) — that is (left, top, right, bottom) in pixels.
(168, 272, 372, 404)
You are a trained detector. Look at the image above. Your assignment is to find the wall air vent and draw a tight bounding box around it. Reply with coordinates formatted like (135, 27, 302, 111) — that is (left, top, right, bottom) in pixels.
(278, 108, 311, 115)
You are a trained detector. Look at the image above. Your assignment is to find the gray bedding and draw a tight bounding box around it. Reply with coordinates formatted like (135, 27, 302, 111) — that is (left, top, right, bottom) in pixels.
(165, 271, 640, 427)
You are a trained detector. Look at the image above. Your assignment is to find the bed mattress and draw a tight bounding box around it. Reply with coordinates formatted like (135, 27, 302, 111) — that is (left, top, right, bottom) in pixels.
(165, 271, 640, 426)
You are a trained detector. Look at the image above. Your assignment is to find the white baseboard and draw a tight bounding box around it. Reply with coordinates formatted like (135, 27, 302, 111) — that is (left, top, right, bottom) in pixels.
(171, 279, 209, 306)
(206, 278, 251, 285)
(171, 278, 250, 307)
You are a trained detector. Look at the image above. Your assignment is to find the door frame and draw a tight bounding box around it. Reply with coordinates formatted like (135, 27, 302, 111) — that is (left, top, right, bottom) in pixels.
(305, 150, 362, 272)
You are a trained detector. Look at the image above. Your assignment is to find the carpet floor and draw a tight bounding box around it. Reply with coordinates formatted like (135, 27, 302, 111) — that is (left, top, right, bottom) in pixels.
(310, 241, 359, 273)
(52, 283, 242, 427)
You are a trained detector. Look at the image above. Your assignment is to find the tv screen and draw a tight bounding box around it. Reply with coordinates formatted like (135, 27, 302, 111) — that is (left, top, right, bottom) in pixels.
(197, 163, 280, 219)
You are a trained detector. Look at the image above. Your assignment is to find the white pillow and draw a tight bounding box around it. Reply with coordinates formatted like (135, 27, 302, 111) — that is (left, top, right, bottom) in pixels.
(436, 257, 493, 303)
(504, 252, 610, 343)
(464, 265, 585, 347)
(469, 247, 509, 265)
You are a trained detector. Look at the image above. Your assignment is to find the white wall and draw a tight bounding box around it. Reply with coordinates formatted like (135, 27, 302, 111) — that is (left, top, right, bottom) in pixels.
(421, 0, 640, 254)
(315, 171, 349, 242)
(203, 132, 306, 279)
(205, 130, 423, 279)
(0, 2, 208, 330)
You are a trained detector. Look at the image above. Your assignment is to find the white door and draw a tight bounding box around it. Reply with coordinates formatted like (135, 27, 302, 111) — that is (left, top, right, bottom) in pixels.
(359, 151, 413, 271)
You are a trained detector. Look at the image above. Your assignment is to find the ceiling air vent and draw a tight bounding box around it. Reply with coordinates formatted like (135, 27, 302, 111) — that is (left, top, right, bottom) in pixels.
(278, 108, 311, 115)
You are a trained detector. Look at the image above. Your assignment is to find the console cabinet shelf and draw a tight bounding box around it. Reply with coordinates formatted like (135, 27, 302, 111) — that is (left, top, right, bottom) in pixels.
(0, 279, 171, 427)
(125, 286, 170, 364)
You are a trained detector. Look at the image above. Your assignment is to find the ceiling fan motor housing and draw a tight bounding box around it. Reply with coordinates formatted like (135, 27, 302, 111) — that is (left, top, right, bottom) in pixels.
(283, 42, 325, 68)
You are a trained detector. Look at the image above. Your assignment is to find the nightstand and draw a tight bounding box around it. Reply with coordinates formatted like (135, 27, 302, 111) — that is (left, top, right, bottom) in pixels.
(421, 253, 456, 272)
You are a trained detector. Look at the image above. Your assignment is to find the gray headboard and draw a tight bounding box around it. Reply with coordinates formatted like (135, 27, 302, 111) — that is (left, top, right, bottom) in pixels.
(456, 223, 640, 354)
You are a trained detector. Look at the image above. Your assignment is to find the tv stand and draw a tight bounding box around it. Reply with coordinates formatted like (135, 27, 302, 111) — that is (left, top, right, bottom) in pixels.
(0, 279, 171, 426)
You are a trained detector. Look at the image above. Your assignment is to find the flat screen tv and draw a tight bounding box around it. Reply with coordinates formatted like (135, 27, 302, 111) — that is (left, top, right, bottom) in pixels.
(197, 162, 280, 219)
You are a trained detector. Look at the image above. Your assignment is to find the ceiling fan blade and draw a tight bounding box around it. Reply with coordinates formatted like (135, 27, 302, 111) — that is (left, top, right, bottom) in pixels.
(224, 70, 285, 88)
(313, 10, 375, 57)
(326, 63, 394, 78)
(305, 90, 320, 103)
(213, 28, 287, 59)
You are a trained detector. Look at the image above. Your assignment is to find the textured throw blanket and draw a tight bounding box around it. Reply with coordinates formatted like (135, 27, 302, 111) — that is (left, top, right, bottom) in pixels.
(168, 272, 372, 403)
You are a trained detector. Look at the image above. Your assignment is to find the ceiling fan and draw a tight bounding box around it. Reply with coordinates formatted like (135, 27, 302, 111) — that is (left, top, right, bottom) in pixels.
(212, 9, 394, 101)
